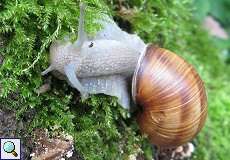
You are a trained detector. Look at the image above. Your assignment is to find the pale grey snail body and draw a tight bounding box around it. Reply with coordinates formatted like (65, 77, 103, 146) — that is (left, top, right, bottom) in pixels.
(42, 4, 146, 109)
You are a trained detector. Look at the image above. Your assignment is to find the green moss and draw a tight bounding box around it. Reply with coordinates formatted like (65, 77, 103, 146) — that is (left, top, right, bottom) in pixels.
(1, 0, 230, 159)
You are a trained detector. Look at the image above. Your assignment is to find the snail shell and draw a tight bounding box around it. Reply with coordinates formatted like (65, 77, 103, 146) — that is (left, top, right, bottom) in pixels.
(132, 45, 208, 147)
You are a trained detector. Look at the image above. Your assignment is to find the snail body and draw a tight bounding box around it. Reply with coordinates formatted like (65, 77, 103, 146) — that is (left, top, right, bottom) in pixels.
(48, 39, 140, 77)
(42, 3, 207, 147)
(42, 3, 145, 109)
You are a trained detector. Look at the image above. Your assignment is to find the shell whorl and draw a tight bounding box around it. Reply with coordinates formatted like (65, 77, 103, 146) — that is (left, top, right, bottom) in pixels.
(132, 45, 207, 147)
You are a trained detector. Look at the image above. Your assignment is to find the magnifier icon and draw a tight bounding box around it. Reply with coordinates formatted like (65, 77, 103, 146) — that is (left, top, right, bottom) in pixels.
(3, 141, 18, 157)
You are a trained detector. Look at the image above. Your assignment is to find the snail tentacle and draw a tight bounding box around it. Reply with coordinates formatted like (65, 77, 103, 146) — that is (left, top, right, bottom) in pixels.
(41, 65, 53, 75)
(74, 2, 87, 49)
(64, 63, 88, 98)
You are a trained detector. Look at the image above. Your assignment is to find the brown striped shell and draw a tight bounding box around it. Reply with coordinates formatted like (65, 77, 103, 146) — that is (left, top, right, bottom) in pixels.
(132, 45, 207, 147)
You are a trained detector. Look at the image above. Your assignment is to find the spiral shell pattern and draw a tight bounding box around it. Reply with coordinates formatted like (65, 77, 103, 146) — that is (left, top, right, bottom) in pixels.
(132, 45, 207, 147)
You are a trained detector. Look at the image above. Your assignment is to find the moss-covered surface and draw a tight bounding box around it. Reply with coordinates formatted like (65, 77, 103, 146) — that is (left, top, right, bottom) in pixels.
(0, 0, 230, 159)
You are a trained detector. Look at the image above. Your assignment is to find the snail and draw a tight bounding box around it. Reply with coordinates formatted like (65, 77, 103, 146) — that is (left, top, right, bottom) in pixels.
(42, 3, 207, 147)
